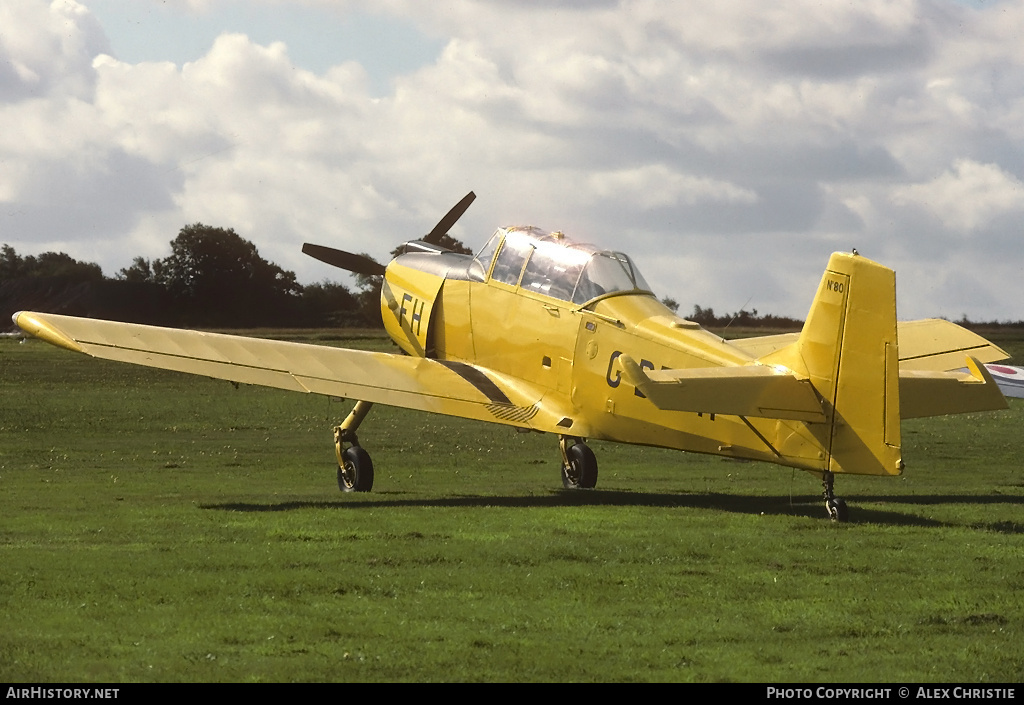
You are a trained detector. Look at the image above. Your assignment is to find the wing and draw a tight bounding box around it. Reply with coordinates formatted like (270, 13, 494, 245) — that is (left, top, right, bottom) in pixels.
(897, 318, 1009, 371)
(727, 332, 799, 359)
(13, 311, 575, 434)
(732, 319, 1009, 371)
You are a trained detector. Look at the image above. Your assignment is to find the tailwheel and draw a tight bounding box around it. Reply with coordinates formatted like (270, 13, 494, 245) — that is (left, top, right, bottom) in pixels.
(559, 436, 598, 489)
(338, 446, 374, 493)
(822, 471, 848, 522)
(826, 497, 848, 522)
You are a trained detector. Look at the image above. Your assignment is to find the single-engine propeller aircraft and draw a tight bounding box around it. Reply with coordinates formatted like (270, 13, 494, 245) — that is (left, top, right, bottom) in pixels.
(14, 192, 1018, 521)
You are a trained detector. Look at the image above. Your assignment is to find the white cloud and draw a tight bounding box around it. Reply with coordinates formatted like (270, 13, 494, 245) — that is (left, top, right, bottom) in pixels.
(892, 159, 1024, 231)
(587, 165, 757, 210)
(0, 0, 108, 100)
(2, 0, 1024, 321)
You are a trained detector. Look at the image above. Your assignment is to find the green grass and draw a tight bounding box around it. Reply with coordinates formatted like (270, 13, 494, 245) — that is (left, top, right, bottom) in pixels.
(1, 335, 1022, 682)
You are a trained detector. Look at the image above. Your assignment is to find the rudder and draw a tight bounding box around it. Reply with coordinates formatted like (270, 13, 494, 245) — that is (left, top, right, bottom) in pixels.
(763, 252, 903, 476)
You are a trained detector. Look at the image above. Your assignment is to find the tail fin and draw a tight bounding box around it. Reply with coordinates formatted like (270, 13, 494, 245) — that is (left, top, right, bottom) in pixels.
(762, 252, 903, 476)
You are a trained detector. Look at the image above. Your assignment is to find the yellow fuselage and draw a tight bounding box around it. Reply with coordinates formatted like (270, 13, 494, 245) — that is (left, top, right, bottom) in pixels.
(381, 253, 832, 474)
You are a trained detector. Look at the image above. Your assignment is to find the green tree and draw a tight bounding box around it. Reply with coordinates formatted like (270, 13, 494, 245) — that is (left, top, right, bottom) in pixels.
(118, 256, 165, 284)
(0, 244, 103, 282)
(31, 252, 103, 281)
(431, 234, 473, 256)
(299, 281, 365, 327)
(0, 244, 21, 281)
(691, 304, 717, 325)
(350, 254, 385, 327)
(155, 224, 302, 327)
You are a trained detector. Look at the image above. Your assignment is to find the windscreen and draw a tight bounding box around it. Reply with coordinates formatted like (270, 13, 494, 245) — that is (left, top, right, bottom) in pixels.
(477, 227, 653, 304)
(572, 251, 652, 305)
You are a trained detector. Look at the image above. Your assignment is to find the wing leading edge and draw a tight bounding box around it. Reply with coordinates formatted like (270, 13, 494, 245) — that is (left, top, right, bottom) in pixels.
(13, 311, 573, 434)
(732, 319, 1009, 371)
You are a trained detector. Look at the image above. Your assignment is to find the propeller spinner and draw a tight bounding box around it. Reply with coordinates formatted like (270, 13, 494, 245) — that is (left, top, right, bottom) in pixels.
(302, 191, 476, 276)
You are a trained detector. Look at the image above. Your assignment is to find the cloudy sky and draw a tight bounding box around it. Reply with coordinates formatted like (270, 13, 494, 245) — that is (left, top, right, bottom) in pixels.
(2, 0, 1022, 321)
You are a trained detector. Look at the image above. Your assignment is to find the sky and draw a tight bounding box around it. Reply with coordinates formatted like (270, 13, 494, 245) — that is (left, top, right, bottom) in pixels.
(2, 0, 1023, 321)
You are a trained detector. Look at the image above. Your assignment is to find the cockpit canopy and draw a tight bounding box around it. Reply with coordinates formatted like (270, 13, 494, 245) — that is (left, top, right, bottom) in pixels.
(469, 227, 653, 305)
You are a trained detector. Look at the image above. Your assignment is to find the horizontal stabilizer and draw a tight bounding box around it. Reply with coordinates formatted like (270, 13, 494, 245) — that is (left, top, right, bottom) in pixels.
(899, 355, 1009, 418)
(618, 355, 826, 422)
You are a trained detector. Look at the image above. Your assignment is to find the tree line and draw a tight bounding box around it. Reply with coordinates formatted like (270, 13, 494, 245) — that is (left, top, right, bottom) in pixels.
(685, 304, 804, 329)
(1, 224, 806, 331)
(2, 224, 376, 329)
(8, 224, 1015, 331)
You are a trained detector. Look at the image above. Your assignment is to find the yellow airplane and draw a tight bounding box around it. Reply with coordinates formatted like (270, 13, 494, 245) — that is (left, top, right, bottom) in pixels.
(13, 192, 1013, 521)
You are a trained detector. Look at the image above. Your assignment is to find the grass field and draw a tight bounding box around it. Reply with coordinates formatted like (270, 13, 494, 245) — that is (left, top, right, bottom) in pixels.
(1, 332, 1022, 682)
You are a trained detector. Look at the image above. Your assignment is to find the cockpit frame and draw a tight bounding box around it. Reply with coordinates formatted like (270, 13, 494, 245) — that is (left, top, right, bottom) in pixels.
(471, 226, 654, 306)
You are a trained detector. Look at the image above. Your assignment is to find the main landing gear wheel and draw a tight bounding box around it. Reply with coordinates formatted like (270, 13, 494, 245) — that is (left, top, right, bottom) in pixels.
(334, 400, 375, 493)
(560, 437, 598, 489)
(338, 446, 374, 493)
(822, 471, 848, 522)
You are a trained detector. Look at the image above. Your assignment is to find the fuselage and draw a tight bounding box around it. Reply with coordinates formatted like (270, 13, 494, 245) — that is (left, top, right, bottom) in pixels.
(380, 226, 829, 472)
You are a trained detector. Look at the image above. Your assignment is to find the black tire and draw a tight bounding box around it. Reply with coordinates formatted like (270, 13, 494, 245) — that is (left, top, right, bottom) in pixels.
(561, 442, 598, 489)
(338, 446, 374, 492)
(826, 498, 848, 522)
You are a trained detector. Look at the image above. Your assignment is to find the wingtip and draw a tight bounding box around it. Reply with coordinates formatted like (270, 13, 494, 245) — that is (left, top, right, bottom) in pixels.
(616, 354, 651, 394)
(11, 311, 84, 354)
(966, 354, 1010, 409)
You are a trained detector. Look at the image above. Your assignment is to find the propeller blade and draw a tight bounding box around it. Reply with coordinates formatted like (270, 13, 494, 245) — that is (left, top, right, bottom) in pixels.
(423, 191, 476, 245)
(302, 243, 386, 276)
(304, 192, 475, 273)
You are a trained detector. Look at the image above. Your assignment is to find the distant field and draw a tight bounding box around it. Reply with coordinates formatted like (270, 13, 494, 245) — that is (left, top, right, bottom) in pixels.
(1, 333, 1022, 682)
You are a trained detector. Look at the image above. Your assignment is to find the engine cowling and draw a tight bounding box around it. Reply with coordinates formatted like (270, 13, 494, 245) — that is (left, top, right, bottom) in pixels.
(380, 256, 446, 357)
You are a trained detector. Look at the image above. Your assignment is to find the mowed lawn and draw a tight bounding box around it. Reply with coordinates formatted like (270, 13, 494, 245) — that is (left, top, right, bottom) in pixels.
(1, 333, 1022, 682)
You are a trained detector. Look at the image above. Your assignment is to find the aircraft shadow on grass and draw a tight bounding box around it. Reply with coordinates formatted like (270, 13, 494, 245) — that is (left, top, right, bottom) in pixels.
(202, 491, 1024, 531)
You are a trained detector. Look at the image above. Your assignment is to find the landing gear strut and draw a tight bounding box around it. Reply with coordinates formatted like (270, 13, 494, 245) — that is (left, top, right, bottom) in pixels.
(822, 471, 848, 522)
(334, 400, 374, 492)
(559, 436, 598, 489)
